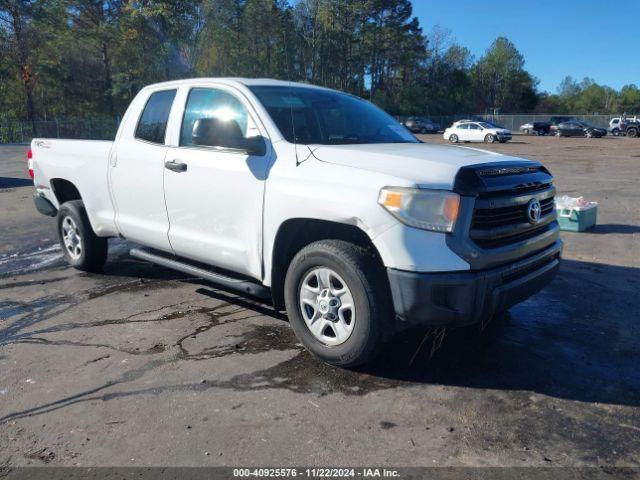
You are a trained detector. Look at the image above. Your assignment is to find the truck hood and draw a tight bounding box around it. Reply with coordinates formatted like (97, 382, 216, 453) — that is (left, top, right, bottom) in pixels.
(310, 143, 532, 189)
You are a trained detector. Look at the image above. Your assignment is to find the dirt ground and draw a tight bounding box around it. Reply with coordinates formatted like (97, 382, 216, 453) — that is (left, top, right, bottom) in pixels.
(0, 135, 639, 468)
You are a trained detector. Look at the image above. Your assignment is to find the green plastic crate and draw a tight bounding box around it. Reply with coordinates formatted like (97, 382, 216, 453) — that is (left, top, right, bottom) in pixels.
(556, 203, 597, 232)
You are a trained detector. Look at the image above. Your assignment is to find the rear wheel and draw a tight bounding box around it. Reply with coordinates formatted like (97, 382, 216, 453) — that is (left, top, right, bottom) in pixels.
(420, 127, 427, 134)
(449, 134, 459, 143)
(57, 200, 108, 272)
(627, 128, 639, 138)
(484, 133, 496, 143)
(523, 128, 530, 135)
(284, 240, 390, 367)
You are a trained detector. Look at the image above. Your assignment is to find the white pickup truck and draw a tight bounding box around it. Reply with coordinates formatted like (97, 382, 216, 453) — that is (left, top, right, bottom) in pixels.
(29, 78, 562, 366)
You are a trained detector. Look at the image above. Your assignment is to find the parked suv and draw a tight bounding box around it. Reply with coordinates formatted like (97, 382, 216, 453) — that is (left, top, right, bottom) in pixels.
(29, 78, 561, 367)
(404, 116, 440, 134)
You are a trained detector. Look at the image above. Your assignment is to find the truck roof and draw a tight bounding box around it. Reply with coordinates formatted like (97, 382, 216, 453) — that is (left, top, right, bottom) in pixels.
(139, 77, 330, 92)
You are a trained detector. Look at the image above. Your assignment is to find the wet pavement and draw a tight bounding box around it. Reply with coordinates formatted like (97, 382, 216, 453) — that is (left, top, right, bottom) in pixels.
(0, 138, 639, 467)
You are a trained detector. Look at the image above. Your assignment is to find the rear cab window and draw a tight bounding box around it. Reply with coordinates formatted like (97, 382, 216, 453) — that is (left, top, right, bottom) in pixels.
(135, 89, 177, 144)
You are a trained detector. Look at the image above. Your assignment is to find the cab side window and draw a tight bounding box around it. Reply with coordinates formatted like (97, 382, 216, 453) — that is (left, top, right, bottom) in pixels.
(180, 88, 260, 148)
(135, 89, 177, 144)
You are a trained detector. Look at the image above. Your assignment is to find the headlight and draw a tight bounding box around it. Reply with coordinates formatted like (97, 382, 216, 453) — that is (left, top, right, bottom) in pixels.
(378, 187, 460, 232)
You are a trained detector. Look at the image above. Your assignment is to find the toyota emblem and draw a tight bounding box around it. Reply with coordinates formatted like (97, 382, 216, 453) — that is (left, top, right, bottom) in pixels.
(526, 199, 542, 224)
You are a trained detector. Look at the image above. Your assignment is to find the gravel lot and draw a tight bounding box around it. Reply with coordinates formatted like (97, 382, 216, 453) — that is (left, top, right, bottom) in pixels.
(0, 136, 639, 468)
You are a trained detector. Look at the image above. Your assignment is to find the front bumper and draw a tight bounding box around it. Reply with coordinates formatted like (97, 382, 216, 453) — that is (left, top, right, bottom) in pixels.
(387, 240, 562, 328)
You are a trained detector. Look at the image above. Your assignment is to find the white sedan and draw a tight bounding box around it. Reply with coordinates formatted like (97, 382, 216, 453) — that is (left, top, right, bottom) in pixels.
(443, 122, 512, 144)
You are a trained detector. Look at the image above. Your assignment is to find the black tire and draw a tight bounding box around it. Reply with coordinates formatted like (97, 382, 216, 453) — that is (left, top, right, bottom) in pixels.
(420, 127, 427, 134)
(627, 128, 638, 138)
(57, 200, 108, 272)
(484, 133, 495, 143)
(612, 128, 620, 136)
(449, 134, 459, 143)
(523, 128, 530, 135)
(284, 240, 391, 367)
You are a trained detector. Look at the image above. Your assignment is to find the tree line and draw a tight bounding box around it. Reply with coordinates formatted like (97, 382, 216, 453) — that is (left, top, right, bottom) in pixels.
(1, 0, 639, 123)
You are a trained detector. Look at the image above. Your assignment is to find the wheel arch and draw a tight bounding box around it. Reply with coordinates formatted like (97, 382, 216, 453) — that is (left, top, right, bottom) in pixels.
(269, 218, 385, 310)
(50, 178, 82, 205)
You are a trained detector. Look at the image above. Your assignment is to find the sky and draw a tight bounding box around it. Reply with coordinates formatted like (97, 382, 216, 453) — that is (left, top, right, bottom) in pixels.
(412, 1, 640, 93)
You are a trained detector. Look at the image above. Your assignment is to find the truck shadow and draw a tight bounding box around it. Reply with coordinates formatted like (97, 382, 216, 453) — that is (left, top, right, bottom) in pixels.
(0, 258, 637, 426)
(584, 224, 640, 235)
(198, 258, 640, 407)
(368, 258, 640, 406)
(0, 176, 33, 188)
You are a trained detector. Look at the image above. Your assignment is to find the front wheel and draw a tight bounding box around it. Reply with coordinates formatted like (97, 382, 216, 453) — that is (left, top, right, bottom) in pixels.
(612, 128, 620, 136)
(449, 134, 459, 143)
(57, 200, 108, 272)
(484, 133, 496, 143)
(284, 240, 390, 367)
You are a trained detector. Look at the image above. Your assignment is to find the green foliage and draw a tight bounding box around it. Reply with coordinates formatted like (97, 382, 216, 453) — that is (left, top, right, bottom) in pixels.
(0, 1, 633, 122)
(471, 37, 538, 113)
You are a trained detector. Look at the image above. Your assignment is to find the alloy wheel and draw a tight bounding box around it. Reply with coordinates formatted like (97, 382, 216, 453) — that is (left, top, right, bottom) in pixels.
(61, 216, 82, 260)
(298, 267, 355, 346)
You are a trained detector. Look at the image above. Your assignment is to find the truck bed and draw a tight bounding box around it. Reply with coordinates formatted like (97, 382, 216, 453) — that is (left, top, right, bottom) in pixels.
(31, 139, 117, 237)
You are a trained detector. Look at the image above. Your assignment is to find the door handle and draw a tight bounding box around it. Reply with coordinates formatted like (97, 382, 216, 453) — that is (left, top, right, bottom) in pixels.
(164, 160, 188, 173)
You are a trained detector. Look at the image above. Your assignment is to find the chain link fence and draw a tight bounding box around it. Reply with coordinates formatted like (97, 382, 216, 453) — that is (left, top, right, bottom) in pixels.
(473, 114, 620, 131)
(397, 114, 631, 132)
(1, 114, 634, 144)
(0, 118, 120, 144)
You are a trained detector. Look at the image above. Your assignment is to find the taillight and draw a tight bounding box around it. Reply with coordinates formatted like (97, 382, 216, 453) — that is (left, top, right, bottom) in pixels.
(27, 147, 34, 179)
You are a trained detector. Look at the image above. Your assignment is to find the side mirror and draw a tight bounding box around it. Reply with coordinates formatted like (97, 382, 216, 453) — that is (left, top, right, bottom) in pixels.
(241, 136, 267, 156)
(192, 118, 266, 156)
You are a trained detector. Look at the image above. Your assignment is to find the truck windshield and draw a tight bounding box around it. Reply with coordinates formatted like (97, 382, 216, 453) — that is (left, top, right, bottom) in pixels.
(248, 85, 418, 145)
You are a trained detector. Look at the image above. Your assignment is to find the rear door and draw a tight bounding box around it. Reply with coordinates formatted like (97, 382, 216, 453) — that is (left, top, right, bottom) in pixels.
(468, 123, 484, 141)
(109, 88, 177, 251)
(163, 85, 272, 279)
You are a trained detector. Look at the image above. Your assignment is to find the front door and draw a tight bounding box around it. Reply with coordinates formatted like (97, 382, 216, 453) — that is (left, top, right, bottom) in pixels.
(163, 86, 272, 279)
(457, 123, 470, 141)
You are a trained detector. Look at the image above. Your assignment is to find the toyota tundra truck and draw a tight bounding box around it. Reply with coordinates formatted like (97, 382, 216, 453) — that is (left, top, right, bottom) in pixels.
(29, 78, 562, 367)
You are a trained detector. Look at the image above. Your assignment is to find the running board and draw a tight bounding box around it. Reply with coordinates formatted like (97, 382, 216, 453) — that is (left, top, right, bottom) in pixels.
(129, 248, 271, 299)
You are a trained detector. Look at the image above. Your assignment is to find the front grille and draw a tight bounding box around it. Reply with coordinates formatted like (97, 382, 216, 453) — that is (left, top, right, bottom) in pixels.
(470, 186, 556, 249)
(477, 166, 540, 177)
